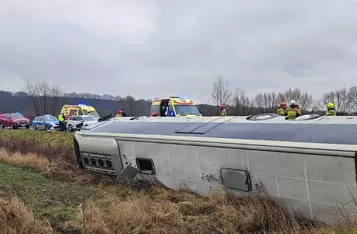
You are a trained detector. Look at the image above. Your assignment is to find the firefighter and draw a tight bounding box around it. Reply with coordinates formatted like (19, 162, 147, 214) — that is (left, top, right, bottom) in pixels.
(286, 100, 301, 120)
(325, 102, 337, 116)
(219, 105, 227, 116)
(116, 110, 123, 117)
(116, 109, 127, 117)
(295, 103, 302, 116)
(277, 102, 287, 116)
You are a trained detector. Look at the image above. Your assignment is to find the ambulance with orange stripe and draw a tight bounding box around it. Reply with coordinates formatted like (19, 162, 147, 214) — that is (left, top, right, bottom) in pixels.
(150, 96, 201, 117)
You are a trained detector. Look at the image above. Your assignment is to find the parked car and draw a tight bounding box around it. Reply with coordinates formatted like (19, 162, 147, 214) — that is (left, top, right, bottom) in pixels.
(67, 115, 98, 131)
(0, 113, 30, 129)
(32, 115, 59, 130)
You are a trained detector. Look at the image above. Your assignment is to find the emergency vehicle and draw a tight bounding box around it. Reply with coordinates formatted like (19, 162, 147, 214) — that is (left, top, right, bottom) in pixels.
(150, 96, 201, 117)
(59, 104, 100, 120)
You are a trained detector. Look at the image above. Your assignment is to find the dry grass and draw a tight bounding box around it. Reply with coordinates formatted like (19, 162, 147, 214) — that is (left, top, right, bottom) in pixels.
(0, 147, 113, 185)
(0, 147, 304, 233)
(0, 148, 51, 172)
(67, 188, 301, 234)
(0, 138, 75, 165)
(0, 196, 54, 234)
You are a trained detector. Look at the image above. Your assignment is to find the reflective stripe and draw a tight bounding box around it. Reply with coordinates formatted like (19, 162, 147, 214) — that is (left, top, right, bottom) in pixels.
(220, 110, 227, 116)
(278, 109, 285, 116)
(287, 111, 296, 117)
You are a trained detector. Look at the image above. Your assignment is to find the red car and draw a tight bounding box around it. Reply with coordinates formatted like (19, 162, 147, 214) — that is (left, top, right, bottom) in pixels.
(0, 113, 31, 129)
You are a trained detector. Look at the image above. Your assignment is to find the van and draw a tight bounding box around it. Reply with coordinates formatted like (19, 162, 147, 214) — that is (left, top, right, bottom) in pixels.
(150, 96, 201, 117)
(59, 104, 100, 120)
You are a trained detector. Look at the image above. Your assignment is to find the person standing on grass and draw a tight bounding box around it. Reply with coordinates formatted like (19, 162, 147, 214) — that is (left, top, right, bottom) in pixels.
(58, 113, 65, 132)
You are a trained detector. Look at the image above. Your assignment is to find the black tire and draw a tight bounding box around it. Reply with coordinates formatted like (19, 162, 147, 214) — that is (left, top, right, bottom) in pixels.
(10, 124, 16, 129)
(68, 125, 73, 132)
(26, 125, 30, 129)
(0, 123, 3, 129)
(45, 125, 49, 130)
(33, 124, 38, 130)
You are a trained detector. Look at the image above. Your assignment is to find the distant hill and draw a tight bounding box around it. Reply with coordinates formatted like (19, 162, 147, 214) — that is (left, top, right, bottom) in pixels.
(0, 95, 149, 118)
(0, 94, 222, 119)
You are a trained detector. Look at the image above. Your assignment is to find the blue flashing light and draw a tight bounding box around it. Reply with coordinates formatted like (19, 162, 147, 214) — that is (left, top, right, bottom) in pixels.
(169, 111, 175, 117)
(78, 103, 87, 106)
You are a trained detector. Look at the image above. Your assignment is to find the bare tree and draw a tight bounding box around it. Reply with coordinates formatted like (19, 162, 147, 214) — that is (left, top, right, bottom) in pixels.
(49, 86, 65, 116)
(117, 95, 137, 116)
(278, 88, 313, 110)
(210, 75, 232, 115)
(254, 92, 277, 113)
(27, 81, 65, 116)
(232, 89, 253, 115)
(318, 87, 356, 115)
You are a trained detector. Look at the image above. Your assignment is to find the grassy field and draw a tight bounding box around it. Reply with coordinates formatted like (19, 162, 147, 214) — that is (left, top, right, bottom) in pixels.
(0, 129, 356, 233)
(0, 129, 74, 148)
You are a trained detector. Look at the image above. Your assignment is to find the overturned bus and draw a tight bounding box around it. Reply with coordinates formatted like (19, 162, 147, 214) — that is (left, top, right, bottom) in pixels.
(73, 113, 357, 221)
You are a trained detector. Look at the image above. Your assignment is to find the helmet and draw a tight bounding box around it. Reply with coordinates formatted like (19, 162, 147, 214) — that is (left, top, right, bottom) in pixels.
(117, 110, 123, 113)
(219, 105, 225, 109)
(296, 104, 299, 109)
(279, 102, 286, 108)
(290, 100, 296, 105)
(327, 102, 335, 109)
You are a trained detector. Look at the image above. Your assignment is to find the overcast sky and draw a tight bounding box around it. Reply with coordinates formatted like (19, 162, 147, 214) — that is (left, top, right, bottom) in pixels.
(1, 0, 357, 103)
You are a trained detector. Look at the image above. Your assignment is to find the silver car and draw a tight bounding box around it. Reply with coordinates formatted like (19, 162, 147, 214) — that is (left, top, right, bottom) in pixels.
(67, 115, 98, 131)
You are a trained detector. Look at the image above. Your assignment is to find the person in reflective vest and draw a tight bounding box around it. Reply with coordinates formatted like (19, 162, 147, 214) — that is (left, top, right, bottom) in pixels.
(57, 113, 65, 131)
(286, 100, 301, 120)
(295, 103, 302, 116)
(277, 102, 287, 116)
(325, 102, 336, 116)
(219, 105, 227, 116)
(116, 109, 127, 117)
(116, 110, 123, 117)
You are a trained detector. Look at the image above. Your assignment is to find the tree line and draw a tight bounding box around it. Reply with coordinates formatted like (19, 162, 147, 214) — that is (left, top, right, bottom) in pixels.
(210, 76, 357, 116)
(1, 78, 357, 119)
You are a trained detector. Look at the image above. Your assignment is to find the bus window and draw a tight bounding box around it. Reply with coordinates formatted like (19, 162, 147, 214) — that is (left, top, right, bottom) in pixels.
(151, 105, 159, 116)
(174, 105, 200, 116)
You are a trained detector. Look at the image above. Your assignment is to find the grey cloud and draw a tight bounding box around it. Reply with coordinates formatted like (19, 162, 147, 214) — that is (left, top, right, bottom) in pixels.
(1, 0, 357, 103)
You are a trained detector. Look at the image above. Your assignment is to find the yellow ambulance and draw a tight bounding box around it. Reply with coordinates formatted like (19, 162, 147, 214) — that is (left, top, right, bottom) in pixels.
(150, 96, 201, 117)
(59, 104, 100, 120)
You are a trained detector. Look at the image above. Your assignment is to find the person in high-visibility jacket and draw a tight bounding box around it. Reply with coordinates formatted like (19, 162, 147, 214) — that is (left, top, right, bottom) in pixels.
(325, 102, 337, 116)
(277, 102, 287, 116)
(295, 103, 302, 116)
(116, 110, 123, 117)
(116, 109, 126, 117)
(219, 105, 227, 116)
(57, 113, 65, 132)
(286, 100, 301, 120)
